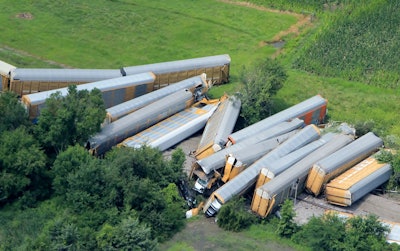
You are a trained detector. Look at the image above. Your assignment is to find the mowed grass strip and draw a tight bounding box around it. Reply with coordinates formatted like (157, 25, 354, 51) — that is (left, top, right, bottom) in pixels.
(0, 0, 297, 71)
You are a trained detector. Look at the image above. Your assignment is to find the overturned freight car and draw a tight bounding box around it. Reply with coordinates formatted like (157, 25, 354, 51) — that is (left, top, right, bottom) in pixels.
(21, 72, 156, 120)
(251, 133, 354, 218)
(87, 84, 209, 156)
(194, 94, 241, 159)
(305, 132, 383, 196)
(325, 155, 392, 206)
(104, 74, 210, 124)
(227, 95, 327, 146)
(204, 125, 321, 217)
(119, 102, 218, 151)
(123, 54, 231, 89)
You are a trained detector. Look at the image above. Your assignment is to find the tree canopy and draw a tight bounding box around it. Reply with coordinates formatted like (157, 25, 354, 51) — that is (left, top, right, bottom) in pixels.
(0, 91, 30, 134)
(0, 127, 48, 206)
(238, 58, 287, 126)
(34, 85, 106, 154)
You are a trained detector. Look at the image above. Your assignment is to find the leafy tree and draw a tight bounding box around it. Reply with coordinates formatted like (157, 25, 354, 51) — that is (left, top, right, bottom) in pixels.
(344, 215, 389, 251)
(64, 159, 116, 213)
(217, 197, 257, 232)
(52, 145, 96, 196)
(0, 91, 30, 134)
(238, 58, 287, 126)
(376, 151, 400, 190)
(97, 217, 157, 251)
(35, 85, 106, 154)
(276, 199, 299, 238)
(292, 213, 346, 251)
(0, 127, 48, 205)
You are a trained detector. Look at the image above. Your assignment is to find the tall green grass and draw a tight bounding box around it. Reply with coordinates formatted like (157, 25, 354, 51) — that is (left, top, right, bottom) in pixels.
(292, 0, 400, 89)
(0, 0, 296, 73)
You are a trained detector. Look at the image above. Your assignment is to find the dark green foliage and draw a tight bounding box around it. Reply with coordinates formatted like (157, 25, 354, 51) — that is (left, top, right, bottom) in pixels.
(354, 120, 376, 137)
(376, 151, 400, 190)
(293, 213, 392, 251)
(96, 217, 157, 251)
(276, 199, 298, 238)
(52, 145, 96, 196)
(345, 215, 389, 251)
(217, 197, 257, 232)
(65, 159, 116, 213)
(0, 127, 48, 206)
(293, 0, 400, 88)
(50, 146, 186, 245)
(238, 58, 287, 126)
(105, 146, 185, 187)
(35, 85, 106, 154)
(0, 91, 30, 134)
(292, 213, 346, 251)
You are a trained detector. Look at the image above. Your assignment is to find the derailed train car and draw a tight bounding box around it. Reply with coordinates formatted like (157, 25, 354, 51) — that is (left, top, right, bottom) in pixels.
(6, 54, 230, 96)
(122, 54, 231, 89)
(204, 125, 321, 217)
(104, 74, 210, 124)
(21, 72, 156, 120)
(87, 83, 210, 156)
(10, 68, 123, 96)
(251, 133, 354, 218)
(0, 60, 16, 92)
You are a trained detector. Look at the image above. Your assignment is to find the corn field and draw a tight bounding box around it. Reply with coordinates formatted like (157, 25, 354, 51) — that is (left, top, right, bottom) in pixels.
(292, 0, 400, 89)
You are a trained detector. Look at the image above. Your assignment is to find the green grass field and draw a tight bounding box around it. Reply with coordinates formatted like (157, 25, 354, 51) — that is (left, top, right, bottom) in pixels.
(1, 0, 399, 249)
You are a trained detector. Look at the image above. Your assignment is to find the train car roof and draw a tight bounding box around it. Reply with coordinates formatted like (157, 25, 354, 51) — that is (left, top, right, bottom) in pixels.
(123, 54, 231, 75)
(11, 68, 122, 82)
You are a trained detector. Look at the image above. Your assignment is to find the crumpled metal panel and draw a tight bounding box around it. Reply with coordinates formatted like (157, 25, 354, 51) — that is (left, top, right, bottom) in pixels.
(0, 60, 16, 76)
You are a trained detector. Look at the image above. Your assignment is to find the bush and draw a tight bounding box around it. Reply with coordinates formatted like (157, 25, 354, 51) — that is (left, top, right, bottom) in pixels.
(217, 197, 257, 232)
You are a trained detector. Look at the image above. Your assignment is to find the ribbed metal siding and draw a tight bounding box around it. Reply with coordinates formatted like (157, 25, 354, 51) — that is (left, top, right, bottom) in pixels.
(228, 95, 327, 144)
(256, 134, 354, 214)
(197, 95, 241, 151)
(215, 125, 321, 203)
(348, 163, 392, 204)
(11, 68, 122, 82)
(121, 104, 217, 151)
(315, 132, 383, 174)
(24, 72, 155, 106)
(105, 74, 207, 123)
(198, 119, 304, 174)
(263, 133, 336, 179)
(88, 89, 195, 155)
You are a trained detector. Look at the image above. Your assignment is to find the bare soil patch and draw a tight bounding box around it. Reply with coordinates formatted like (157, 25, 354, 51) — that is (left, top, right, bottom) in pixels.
(15, 12, 34, 20)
